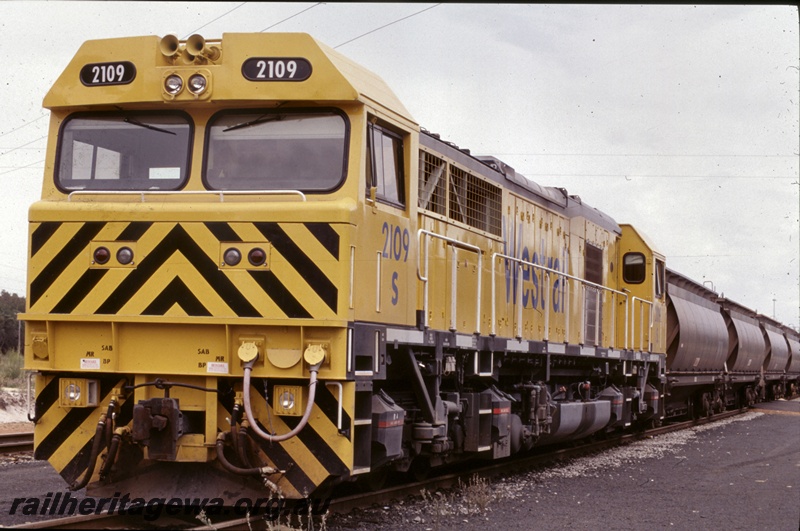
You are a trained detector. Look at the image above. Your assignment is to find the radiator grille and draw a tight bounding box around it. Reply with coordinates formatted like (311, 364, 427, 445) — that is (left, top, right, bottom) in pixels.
(449, 164, 502, 236)
(418, 151, 502, 237)
(418, 151, 447, 215)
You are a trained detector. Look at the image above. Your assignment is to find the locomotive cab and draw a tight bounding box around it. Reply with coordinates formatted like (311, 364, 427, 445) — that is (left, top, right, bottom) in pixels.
(22, 33, 420, 500)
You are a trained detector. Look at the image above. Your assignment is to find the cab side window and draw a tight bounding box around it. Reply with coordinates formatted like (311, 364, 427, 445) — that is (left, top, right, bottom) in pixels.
(655, 259, 665, 298)
(623, 252, 646, 284)
(366, 122, 405, 207)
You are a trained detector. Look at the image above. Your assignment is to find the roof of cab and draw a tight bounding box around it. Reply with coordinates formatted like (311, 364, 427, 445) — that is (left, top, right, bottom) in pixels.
(43, 33, 416, 125)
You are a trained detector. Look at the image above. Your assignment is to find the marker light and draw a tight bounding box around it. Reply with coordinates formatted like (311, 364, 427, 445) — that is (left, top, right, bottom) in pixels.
(223, 248, 242, 266)
(93, 247, 110, 265)
(64, 383, 81, 403)
(188, 74, 207, 94)
(116, 246, 134, 265)
(248, 248, 267, 266)
(164, 74, 183, 95)
(273, 385, 303, 416)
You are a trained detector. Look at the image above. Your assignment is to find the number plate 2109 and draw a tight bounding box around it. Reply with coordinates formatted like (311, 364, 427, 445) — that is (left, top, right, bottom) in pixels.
(79, 61, 136, 86)
(241, 57, 312, 81)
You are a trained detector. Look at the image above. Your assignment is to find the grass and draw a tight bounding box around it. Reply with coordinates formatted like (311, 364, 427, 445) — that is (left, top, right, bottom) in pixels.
(0, 349, 24, 389)
(419, 474, 498, 530)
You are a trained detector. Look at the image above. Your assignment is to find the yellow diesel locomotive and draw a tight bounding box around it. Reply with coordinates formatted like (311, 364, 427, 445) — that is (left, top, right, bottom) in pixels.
(22, 33, 797, 502)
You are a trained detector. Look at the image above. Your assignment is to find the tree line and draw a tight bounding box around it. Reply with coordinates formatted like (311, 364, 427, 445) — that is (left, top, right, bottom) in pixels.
(0, 290, 25, 354)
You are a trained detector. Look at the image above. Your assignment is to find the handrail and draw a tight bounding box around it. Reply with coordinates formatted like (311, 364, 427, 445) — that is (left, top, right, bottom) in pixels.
(491, 253, 630, 348)
(67, 189, 307, 203)
(630, 296, 654, 351)
(417, 229, 482, 333)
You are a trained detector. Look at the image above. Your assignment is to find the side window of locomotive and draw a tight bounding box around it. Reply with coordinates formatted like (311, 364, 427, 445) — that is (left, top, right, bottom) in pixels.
(56, 113, 191, 191)
(205, 110, 348, 192)
(654, 259, 665, 298)
(366, 122, 405, 207)
(623, 252, 646, 284)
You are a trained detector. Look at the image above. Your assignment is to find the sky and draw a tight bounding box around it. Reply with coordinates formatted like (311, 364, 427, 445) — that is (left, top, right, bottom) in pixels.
(0, 2, 798, 329)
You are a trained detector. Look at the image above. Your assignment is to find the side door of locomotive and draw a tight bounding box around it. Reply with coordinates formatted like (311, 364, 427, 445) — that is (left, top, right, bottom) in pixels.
(360, 118, 415, 328)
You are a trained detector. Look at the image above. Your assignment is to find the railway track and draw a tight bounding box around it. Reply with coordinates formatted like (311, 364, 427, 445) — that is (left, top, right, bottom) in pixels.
(324, 410, 745, 515)
(191, 410, 746, 530)
(7, 408, 749, 530)
(0, 431, 33, 454)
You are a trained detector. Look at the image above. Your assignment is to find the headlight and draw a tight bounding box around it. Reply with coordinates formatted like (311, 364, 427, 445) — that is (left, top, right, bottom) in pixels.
(164, 74, 183, 95)
(223, 248, 242, 266)
(188, 74, 207, 94)
(116, 246, 134, 265)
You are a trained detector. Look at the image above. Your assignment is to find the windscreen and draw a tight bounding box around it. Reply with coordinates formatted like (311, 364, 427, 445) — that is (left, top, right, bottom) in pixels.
(204, 111, 348, 192)
(56, 113, 192, 191)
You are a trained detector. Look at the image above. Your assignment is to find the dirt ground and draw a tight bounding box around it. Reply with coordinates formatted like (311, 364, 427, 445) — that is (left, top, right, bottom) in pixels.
(0, 387, 32, 434)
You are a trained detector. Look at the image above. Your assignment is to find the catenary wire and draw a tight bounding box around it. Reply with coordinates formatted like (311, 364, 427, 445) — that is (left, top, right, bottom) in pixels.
(183, 2, 248, 39)
(0, 115, 48, 139)
(260, 2, 323, 32)
(0, 159, 44, 177)
(0, 136, 47, 158)
(334, 4, 441, 49)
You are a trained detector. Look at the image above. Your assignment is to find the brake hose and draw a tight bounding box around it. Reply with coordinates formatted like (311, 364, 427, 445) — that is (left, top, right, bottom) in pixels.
(242, 359, 321, 442)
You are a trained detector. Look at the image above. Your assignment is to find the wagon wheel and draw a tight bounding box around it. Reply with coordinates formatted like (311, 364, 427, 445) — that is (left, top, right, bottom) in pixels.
(701, 393, 712, 418)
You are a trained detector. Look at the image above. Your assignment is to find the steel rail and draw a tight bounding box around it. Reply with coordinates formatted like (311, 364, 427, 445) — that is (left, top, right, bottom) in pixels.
(0, 431, 33, 454)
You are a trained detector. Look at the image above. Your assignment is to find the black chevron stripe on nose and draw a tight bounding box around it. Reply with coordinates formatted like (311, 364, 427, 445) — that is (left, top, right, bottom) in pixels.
(32, 221, 337, 319)
(30, 222, 106, 306)
(48, 222, 156, 314)
(95, 224, 261, 317)
(255, 222, 338, 312)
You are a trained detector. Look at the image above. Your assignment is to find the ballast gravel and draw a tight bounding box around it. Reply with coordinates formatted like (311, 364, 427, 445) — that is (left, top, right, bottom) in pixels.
(327, 409, 800, 530)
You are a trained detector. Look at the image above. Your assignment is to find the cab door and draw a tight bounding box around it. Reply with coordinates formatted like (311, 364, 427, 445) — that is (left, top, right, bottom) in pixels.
(354, 118, 416, 328)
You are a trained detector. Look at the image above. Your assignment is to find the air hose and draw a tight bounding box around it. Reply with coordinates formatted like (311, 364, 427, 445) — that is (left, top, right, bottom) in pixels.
(215, 432, 282, 494)
(69, 414, 107, 491)
(241, 359, 321, 442)
(99, 427, 130, 481)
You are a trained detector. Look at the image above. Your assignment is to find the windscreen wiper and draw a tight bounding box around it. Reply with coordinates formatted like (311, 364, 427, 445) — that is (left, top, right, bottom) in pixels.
(223, 114, 282, 133)
(124, 117, 176, 135)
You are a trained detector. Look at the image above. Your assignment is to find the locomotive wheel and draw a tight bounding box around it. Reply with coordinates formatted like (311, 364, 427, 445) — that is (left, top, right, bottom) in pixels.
(360, 467, 390, 492)
(410, 457, 431, 482)
(310, 479, 335, 501)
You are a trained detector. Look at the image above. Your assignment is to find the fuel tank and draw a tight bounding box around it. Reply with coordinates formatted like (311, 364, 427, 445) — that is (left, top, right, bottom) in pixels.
(536, 400, 611, 446)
